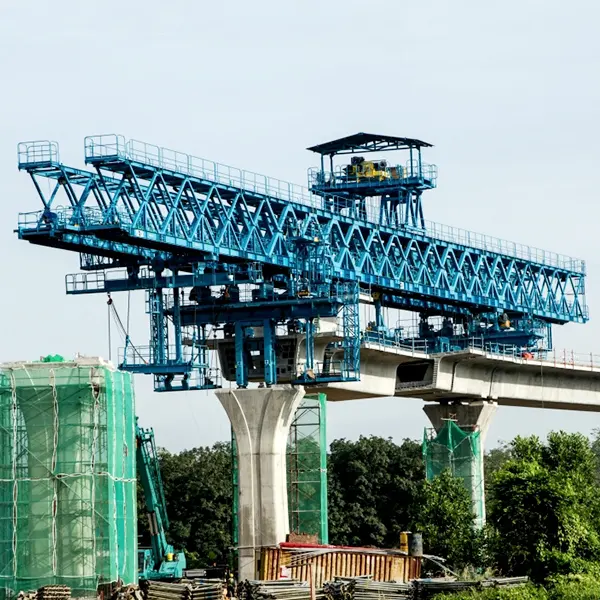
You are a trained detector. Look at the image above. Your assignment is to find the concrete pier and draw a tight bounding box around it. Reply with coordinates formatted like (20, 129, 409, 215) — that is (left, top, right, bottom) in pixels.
(423, 400, 497, 528)
(216, 385, 305, 580)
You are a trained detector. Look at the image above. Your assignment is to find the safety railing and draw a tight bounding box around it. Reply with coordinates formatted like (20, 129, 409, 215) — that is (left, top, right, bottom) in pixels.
(66, 267, 150, 293)
(361, 330, 431, 354)
(360, 331, 600, 371)
(18, 140, 59, 167)
(85, 135, 323, 212)
(18, 210, 50, 228)
(296, 360, 345, 379)
(418, 221, 585, 273)
(119, 344, 206, 368)
(39, 134, 582, 274)
(65, 271, 106, 293)
(85, 134, 126, 160)
(119, 345, 151, 366)
(158, 366, 221, 390)
(477, 343, 600, 370)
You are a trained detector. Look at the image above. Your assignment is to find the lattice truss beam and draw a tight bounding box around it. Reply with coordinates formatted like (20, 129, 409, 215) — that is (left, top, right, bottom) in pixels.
(17, 140, 587, 324)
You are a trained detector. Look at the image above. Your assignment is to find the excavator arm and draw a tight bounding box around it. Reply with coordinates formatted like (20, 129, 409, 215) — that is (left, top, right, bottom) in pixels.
(136, 418, 186, 581)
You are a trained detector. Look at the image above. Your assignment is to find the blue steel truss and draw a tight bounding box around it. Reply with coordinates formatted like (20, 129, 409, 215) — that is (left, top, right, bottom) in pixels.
(17, 136, 587, 323)
(15, 135, 589, 390)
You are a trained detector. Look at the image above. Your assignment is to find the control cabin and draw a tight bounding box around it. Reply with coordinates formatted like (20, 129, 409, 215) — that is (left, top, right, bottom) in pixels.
(307, 132, 437, 197)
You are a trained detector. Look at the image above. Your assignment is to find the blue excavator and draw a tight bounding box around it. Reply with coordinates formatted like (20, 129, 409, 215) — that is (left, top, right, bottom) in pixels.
(136, 419, 187, 581)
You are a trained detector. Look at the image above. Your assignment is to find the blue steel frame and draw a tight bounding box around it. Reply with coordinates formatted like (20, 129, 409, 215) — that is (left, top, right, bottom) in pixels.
(15, 135, 589, 390)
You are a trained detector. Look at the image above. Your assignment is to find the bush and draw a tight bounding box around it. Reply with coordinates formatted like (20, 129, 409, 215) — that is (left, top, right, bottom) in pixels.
(547, 573, 600, 599)
(430, 575, 600, 600)
(431, 585, 548, 600)
(415, 470, 483, 571)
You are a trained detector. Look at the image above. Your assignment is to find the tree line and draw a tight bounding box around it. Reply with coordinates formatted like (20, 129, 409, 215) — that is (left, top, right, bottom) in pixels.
(138, 429, 600, 586)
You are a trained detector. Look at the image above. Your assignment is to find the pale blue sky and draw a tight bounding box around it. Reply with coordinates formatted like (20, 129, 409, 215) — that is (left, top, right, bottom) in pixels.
(1, 0, 599, 451)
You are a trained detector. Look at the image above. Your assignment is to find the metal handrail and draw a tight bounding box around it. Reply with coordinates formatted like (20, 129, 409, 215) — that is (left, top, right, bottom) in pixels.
(18, 140, 60, 167)
(363, 331, 600, 371)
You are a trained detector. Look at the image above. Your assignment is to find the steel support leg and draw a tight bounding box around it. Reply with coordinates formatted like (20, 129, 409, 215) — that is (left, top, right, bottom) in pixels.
(150, 289, 166, 365)
(305, 320, 314, 376)
(235, 322, 248, 388)
(172, 288, 183, 363)
(263, 319, 276, 386)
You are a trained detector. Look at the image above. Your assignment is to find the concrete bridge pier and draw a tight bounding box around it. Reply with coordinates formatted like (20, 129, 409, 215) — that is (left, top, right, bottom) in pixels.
(423, 400, 497, 528)
(216, 385, 305, 581)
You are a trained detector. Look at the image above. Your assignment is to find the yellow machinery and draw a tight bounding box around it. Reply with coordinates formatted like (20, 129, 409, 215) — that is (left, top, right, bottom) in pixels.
(343, 156, 404, 182)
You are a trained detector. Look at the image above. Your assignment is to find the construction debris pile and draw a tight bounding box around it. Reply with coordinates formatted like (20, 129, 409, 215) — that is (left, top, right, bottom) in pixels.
(142, 580, 224, 600)
(238, 575, 530, 600)
(110, 584, 143, 600)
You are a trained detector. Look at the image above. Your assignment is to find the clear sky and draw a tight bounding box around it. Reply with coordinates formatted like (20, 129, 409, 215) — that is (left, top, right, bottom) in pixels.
(1, 0, 599, 451)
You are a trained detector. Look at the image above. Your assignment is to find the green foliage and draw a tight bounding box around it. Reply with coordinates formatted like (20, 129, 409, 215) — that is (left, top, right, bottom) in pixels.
(135, 428, 600, 583)
(327, 436, 424, 547)
(484, 443, 511, 495)
(431, 576, 600, 600)
(137, 442, 233, 568)
(415, 470, 482, 570)
(589, 428, 600, 483)
(486, 432, 600, 582)
(431, 584, 548, 600)
(546, 573, 600, 599)
(432, 586, 547, 600)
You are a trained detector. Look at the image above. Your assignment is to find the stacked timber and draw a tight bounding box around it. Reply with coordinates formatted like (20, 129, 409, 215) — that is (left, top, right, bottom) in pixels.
(37, 586, 71, 600)
(144, 580, 224, 600)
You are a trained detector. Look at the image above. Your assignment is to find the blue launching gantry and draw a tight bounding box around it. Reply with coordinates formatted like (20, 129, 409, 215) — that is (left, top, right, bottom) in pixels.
(15, 133, 588, 392)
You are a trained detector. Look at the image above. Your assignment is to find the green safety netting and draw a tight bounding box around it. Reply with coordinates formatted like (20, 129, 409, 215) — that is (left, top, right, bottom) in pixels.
(423, 420, 485, 528)
(286, 394, 328, 544)
(0, 360, 137, 599)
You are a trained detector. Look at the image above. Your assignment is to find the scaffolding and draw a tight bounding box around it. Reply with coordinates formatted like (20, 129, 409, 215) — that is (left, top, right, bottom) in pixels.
(0, 358, 137, 599)
(422, 420, 484, 528)
(286, 394, 328, 544)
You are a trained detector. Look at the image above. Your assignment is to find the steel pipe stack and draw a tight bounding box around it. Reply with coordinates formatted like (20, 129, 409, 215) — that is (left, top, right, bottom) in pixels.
(323, 577, 410, 600)
(144, 581, 224, 600)
(413, 576, 529, 599)
(239, 580, 325, 600)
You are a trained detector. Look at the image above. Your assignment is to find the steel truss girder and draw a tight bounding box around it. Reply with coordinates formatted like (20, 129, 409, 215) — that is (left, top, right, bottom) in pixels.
(18, 157, 587, 324)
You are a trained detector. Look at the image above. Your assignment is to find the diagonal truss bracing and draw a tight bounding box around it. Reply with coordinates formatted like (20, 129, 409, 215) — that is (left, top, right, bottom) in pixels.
(16, 137, 588, 325)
